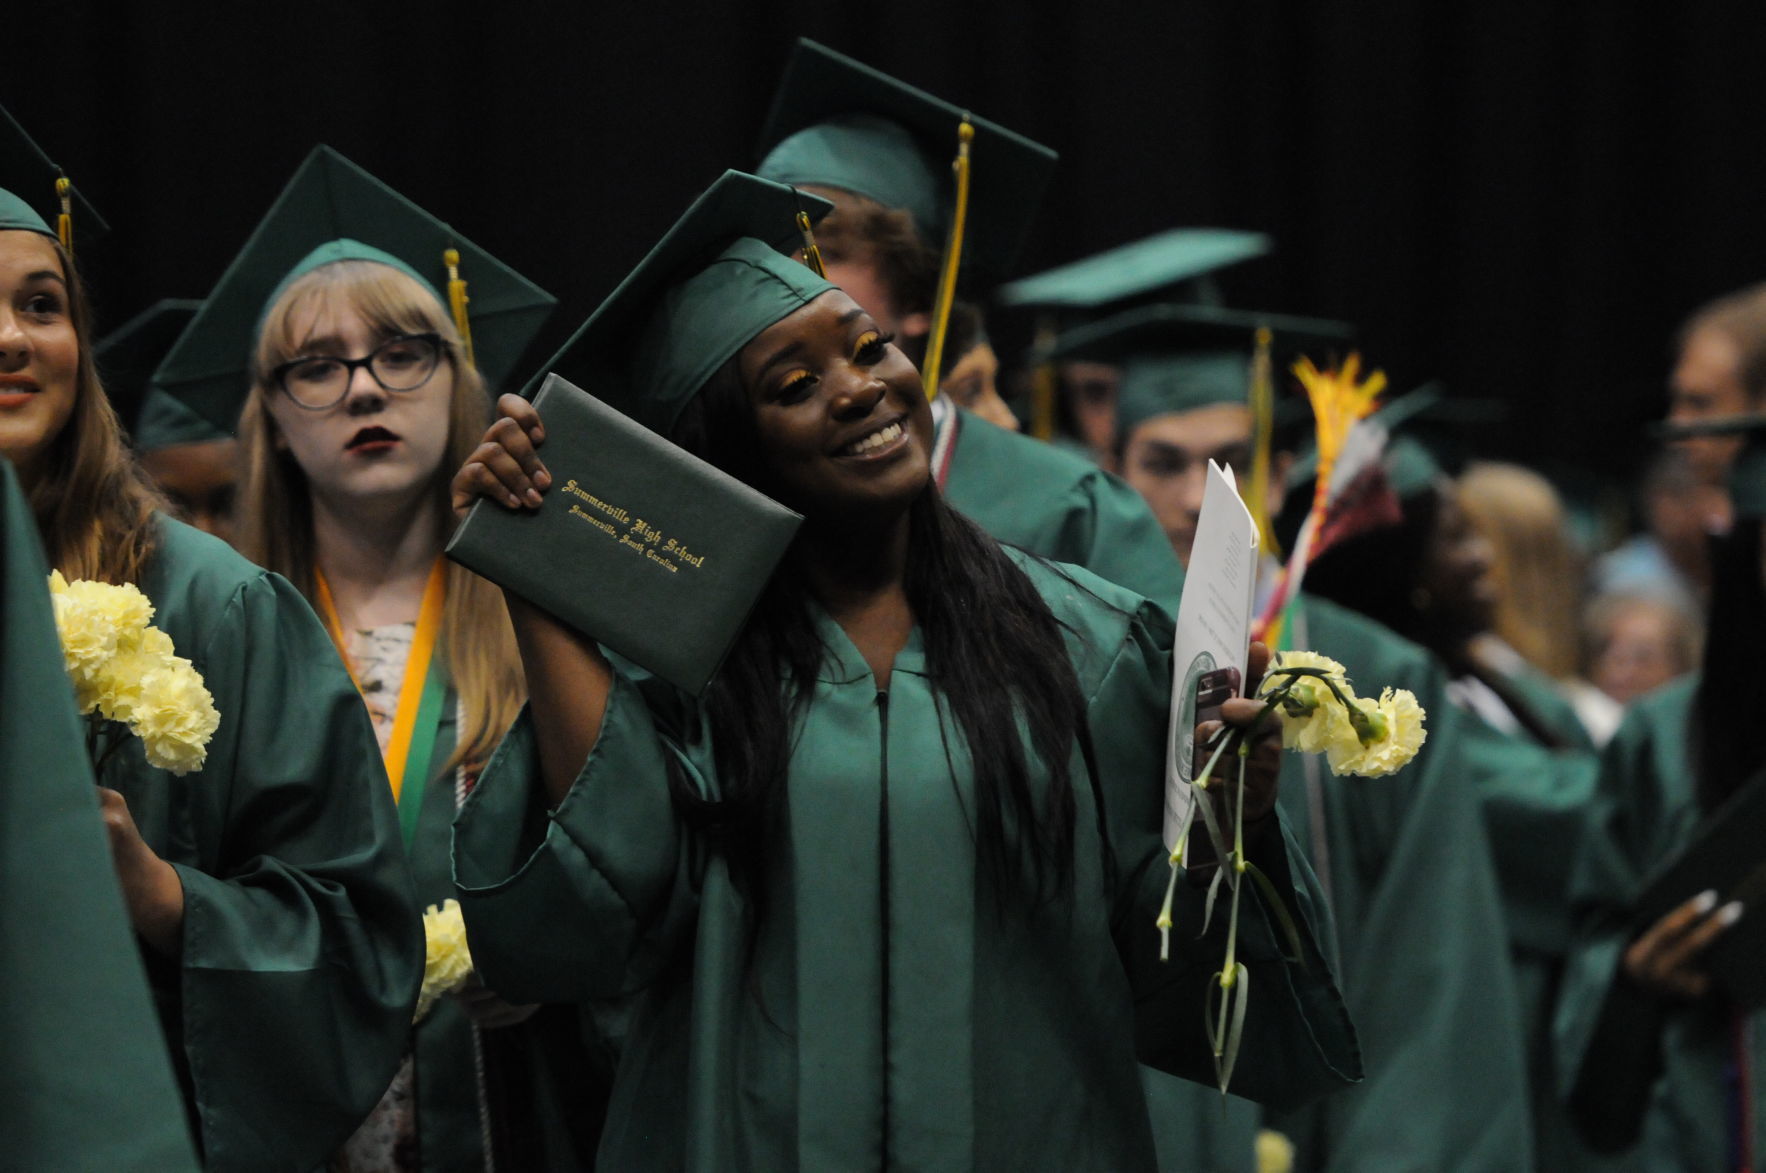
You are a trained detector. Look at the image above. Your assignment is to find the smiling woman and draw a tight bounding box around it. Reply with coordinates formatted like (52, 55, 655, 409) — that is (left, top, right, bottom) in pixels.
(0, 236, 79, 475)
(0, 120, 423, 1171)
(448, 170, 1361, 1171)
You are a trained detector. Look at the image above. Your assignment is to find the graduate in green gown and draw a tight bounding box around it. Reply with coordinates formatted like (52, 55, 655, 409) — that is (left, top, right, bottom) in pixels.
(754, 39, 1186, 615)
(1556, 418, 1766, 1172)
(93, 298, 242, 544)
(154, 145, 598, 1171)
(997, 226, 1273, 466)
(1286, 402, 1614, 1170)
(449, 169, 1360, 1171)
(0, 458, 199, 1172)
(1061, 303, 1536, 1171)
(0, 119, 420, 1172)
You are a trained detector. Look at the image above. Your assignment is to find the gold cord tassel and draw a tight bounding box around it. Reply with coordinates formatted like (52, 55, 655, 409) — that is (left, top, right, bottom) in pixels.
(444, 248, 476, 370)
(1245, 326, 1280, 556)
(795, 211, 828, 278)
(1030, 314, 1057, 442)
(921, 119, 975, 401)
(55, 176, 73, 256)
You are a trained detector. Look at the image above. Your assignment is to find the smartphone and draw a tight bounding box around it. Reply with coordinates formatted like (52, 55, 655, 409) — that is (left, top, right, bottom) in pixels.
(1191, 666, 1243, 783)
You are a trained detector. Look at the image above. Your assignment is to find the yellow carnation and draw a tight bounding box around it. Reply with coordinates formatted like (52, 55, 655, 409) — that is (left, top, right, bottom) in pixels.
(51, 591, 123, 687)
(91, 641, 162, 725)
(415, 899, 475, 1022)
(1326, 688, 1427, 778)
(1256, 1128, 1296, 1173)
(47, 574, 219, 777)
(1261, 651, 1354, 753)
(75, 578, 154, 635)
(131, 657, 221, 776)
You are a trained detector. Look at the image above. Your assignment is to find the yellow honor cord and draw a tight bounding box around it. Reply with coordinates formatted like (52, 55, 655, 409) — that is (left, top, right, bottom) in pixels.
(1030, 314, 1058, 442)
(444, 248, 477, 370)
(1245, 326, 1279, 555)
(795, 211, 828, 278)
(314, 560, 448, 804)
(920, 119, 975, 402)
(54, 176, 73, 256)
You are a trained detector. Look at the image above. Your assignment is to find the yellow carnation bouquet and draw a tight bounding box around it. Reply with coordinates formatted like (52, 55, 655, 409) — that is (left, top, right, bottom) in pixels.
(1156, 649, 1426, 1093)
(47, 571, 220, 776)
(415, 898, 475, 1022)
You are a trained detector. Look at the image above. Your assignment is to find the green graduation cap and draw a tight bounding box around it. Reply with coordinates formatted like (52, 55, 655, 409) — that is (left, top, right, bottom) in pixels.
(152, 145, 556, 435)
(755, 39, 1058, 284)
(526, 170, 834, 437)
(93, 299, 207, 445)
(0, 104, 108, 245)
(1051, 303, 1354, 437)
(997, 228, 1271, 311)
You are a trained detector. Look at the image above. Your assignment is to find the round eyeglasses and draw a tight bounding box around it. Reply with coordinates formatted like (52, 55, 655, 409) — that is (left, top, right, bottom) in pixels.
(272, 333, 445, 410)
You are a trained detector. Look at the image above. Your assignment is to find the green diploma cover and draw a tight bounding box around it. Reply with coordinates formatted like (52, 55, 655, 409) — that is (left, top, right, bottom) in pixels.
(447, 373, 802, 695)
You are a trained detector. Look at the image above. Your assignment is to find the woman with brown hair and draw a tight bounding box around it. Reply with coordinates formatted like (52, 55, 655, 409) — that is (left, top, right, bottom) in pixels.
(0, 124, 419, 1170)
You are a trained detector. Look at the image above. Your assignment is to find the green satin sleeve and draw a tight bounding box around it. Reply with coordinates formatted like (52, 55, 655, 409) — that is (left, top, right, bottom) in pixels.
(940, 411, 1184, 616)
(1555, 680, 1701, 1160)
(1081, 593, 1362, 1111)
(453, 672, 698, 1005)
(117, 522, 422, 1173)
(1268, 599, 1535, 1172)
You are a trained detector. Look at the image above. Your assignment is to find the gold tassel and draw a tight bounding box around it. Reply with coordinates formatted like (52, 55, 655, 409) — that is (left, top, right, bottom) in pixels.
(795, 211, 828, 278)
(55, 176, 73, 256)
(444, 248, 476, 370)
(921, 119, 975, 402)
(1245, 326, 1280, 556)
(1030, 314, 1058, 442)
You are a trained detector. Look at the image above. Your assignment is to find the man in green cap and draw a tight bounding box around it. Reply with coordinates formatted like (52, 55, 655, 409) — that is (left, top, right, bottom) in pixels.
(1058, 302, 1544, 1171)
(755, 39, 1187, 615)
(0, 460, 198, 1171)
(998, 227, 1273, 468)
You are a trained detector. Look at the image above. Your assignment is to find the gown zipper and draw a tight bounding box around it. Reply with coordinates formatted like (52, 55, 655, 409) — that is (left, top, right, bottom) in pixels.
(877, 689, 892, 1172)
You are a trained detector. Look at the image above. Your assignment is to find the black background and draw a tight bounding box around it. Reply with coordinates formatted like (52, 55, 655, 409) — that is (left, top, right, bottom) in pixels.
(16, 0, 1766, 494)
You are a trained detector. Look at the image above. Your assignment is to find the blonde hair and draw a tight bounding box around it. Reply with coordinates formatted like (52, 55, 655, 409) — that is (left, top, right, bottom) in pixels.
(233, 260, 523, 772)
(25, 240, 165, 583)
(1681, 282, 1766, 403)
(1456, 461, 1584, 679)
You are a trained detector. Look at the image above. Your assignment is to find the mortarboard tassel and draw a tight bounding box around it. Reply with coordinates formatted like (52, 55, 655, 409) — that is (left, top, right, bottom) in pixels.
(1030, 314, 1057, 442)
(920, 119, 975, 402)
(444, 249, 477, 370)
(55, 176, 73, 256)
(1245, 326, 1279, 556)
(795, 211, 828, 279)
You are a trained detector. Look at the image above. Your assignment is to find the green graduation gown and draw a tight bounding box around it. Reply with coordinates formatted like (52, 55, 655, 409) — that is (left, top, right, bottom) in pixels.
(400, 697, 603, 1171)
(455, 555, 1360, 1171)
(1451, 693, 1614, 1172)
(105, 517, 422, 1172)
(1255, 597, 1537, 1172)
(0, 466, 198, 1172)
(936, 405, 1185, 616)
(1556, 677, 1758, 1171)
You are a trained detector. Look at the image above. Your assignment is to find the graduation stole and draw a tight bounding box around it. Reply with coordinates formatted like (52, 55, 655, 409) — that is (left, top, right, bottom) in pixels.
(315, 559, 449, 848)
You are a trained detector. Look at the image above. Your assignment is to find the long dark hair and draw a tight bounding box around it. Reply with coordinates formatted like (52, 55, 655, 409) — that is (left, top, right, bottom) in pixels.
(668, 362, 1096, 916)
(1692, 518, 1766, 813)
